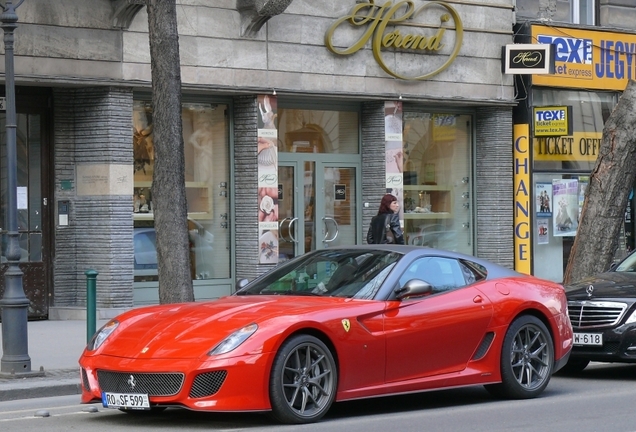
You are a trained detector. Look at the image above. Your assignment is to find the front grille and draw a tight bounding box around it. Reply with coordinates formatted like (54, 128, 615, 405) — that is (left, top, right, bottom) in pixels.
(189, 370, 227, 398)
(568, 301, 627, 329)
(97, 370, 184, 397)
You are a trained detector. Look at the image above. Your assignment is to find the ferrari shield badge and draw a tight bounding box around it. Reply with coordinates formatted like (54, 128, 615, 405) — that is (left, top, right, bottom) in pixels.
(341, 319, 351, 332)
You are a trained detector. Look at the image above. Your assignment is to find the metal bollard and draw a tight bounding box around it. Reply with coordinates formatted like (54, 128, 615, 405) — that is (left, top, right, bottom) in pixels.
(85, 269, 98, 344)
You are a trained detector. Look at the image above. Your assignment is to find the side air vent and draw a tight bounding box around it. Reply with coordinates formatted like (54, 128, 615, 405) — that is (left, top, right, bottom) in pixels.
(472, 332, 495, 360)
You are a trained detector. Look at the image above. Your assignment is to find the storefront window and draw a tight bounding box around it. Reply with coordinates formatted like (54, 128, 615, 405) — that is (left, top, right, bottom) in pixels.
(132, 101, 230, 282)
(401, 112, 473, 255)
(277, 109, 359, 154)
(532, 89, 620, 281)
(517, 0, 595, 25)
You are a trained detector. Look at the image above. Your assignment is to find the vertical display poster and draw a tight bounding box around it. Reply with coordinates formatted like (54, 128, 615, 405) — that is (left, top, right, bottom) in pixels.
(257, 94, 279, 264)
(553, 179, 579, 237)
(535, 182, 552, 217)
(537, 219, 549, 245)
(385, 101, 404, 223)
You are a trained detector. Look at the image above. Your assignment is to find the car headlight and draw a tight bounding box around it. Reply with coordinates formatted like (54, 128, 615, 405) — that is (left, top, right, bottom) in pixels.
(87, 320, 119, 351)
(208, 323, 258, 355)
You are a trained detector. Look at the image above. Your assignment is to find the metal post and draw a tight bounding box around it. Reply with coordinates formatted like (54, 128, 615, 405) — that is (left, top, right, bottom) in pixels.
(85, 270, 98, 344)
(0, 0, 40, 378)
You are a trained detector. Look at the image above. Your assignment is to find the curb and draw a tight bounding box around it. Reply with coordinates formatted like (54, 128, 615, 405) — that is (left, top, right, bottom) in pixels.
(0, 369, 82, 402)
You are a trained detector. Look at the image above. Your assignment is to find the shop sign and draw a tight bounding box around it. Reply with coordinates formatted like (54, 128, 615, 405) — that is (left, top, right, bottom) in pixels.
(513, 124, 531, 275)
(325, 1, 463, 80)
(533, 106, 572, 137)
(503, 44, 555, 74)
(532, 25, 636, 90)
(533, 131, 602, 162)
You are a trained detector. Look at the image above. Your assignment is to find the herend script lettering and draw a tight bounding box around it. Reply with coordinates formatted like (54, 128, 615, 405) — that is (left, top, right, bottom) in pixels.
(325, 0, 463, 80)
(513, 51, 542, 67)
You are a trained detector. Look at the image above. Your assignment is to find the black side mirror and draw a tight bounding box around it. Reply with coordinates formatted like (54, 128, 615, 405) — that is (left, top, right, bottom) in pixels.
(395, 279, 433, 300)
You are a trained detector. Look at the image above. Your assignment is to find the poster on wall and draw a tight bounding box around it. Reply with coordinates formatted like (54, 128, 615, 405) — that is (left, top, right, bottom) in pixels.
(535, 182, 552, 217)
(257, 94, 279, 264)
(552, 179, 579, 237)
(385, 101, 404, 223)
(537, 219, 549, 245)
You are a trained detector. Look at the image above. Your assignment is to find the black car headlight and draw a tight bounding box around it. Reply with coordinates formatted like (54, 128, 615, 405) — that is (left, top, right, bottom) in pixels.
(87, 320, 119, 351)
(208, 323, 258, 355)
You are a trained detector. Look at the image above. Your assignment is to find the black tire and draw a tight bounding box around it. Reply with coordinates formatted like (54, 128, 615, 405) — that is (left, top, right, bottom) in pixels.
(556, 358, 590, 375)
(485, 315, 554, 399)
(269, 334, 337, 424)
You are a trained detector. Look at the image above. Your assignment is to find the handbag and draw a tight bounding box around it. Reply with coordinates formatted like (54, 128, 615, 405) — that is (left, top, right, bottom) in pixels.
(384, 215, 396, 244)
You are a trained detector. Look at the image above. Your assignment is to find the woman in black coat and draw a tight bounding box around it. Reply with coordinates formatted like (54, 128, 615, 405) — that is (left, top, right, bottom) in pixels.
(366, 194, 404, 244)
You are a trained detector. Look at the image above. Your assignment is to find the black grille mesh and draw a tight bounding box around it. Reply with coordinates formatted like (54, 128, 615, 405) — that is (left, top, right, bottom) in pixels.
(472, 332, 495, 360)
(81, 368, 91, 391)
(189, 370, 228, 398)
(97, 370, 184, 396)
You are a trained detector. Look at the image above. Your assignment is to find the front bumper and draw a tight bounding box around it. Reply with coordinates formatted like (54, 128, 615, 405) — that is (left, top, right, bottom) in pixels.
(570, 323, 636, 363)
(79, 351, 276, 412)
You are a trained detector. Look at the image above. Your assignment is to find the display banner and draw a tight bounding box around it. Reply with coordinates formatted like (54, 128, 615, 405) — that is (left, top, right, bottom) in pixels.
(514, 124, 531, 275)
(257, 94, 279, 264)
(532, 25, 636, 90)
(533, 106, 572, 137)
(533, 131, 602, 162)
(385, 101, 404, 225)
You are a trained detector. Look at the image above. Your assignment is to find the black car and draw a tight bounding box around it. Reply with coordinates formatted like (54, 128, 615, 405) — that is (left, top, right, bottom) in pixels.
(564, 251, 636, 373)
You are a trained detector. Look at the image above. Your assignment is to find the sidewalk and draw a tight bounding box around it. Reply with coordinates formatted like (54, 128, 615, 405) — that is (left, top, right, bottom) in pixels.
(0, 319, 107, 402)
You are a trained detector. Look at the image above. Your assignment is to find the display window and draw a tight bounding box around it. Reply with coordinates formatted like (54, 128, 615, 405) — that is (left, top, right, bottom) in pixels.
(400, 112, 473, 255)
(132, 101, 230, 282)
(531, 89, 625, 281)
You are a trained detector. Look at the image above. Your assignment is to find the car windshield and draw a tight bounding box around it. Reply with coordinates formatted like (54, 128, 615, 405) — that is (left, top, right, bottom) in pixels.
(237, 249, 403, 299)
(615, 251, 636, 272)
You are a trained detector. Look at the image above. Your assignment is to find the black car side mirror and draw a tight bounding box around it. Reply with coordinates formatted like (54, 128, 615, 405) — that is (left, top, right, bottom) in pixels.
(395, 279, 433, 300)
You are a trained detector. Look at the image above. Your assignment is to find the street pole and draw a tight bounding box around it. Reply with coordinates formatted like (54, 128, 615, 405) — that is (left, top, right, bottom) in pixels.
(0, 0, 40, 378)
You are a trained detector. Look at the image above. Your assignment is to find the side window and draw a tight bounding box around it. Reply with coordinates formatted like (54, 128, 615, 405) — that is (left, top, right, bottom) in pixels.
(399, 257, 465, 292)
(459, 259, 488, 284)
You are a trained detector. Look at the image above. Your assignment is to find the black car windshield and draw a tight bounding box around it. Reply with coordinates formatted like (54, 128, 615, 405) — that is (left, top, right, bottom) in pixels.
(615, 251, 636, 272)
(237, 249, 402, 299)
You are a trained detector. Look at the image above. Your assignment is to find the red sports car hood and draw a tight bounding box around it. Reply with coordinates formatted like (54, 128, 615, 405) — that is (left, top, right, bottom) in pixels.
(94, 295, 365, 360)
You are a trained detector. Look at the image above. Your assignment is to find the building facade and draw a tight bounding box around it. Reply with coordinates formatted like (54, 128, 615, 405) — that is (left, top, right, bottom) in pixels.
(513, 0, 636, 281)
(0, 0, 517, 320)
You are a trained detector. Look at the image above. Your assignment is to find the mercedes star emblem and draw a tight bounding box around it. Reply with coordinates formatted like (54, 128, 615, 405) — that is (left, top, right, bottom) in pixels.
(586, 284, 594, 298)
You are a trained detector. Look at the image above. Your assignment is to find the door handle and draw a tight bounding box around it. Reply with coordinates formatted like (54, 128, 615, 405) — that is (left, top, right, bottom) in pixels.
(322, 217, 339, 246)
(278, 217, 292, 242)
(288, 217, 298, 243)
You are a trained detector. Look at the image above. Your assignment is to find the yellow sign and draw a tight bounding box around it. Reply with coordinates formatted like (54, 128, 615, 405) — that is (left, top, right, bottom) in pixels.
(532, 25, 636, 90)
(514, 124, 531, 275)
(533, 106, 571, 137)
(325, 1, 463, 80)
(341, 319, 351, 332)
(533, 131, 602, 162)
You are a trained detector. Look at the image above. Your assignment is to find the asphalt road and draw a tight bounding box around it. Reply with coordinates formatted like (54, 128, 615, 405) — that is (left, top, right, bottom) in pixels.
(1, 362, 635, 432)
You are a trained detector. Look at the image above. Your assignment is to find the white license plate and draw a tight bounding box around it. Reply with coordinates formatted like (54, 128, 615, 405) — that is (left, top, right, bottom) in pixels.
(573, 332, 603, 346)
(102, 392, 150, 410)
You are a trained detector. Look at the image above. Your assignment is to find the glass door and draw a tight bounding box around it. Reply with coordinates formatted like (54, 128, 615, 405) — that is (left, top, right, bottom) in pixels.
(278, 160, 358, 260)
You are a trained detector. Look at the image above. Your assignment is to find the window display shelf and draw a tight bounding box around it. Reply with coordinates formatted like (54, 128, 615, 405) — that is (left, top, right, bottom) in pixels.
(133, 181, 212, 220)
(403, 185, 453, 219)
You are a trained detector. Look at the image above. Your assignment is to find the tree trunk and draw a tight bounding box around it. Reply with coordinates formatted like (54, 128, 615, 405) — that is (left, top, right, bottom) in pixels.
(146, 0, 194, 303)
(563, 80, 636, 284)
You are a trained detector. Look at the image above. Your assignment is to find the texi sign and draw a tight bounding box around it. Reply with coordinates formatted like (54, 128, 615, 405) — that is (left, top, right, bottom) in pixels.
(532, 25, 636, 90)
(533, 106, 572, 137)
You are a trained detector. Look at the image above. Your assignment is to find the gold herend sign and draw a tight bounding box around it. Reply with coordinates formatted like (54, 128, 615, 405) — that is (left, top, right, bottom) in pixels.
(325, 0, 463, 80)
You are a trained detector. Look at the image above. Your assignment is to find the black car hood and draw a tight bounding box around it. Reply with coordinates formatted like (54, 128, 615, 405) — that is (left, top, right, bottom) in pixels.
(566, 271, 636, 300)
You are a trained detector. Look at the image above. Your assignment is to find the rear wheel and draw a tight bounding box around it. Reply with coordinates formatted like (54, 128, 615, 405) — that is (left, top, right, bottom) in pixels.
(269, 334, 337, 424)
(485, 315, 554, 399)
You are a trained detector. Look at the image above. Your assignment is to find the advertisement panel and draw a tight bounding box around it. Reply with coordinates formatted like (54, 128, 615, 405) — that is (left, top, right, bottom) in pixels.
(532, 25, 636, 90)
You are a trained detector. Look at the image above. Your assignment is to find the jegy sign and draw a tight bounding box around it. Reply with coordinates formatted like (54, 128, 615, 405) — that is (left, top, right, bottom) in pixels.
(325, 0, 463, 80)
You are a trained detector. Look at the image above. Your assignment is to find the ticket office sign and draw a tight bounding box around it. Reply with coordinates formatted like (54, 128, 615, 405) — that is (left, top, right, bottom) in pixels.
(533, 106, 572, 137)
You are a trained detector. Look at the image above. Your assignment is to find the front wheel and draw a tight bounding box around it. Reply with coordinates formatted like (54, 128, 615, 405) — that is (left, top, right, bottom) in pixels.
(269, 334, 337, 424)
(485, 315, 554, 399)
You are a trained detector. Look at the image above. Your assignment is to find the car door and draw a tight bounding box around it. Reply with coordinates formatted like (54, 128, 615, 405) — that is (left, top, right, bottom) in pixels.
(384, 257, 494, 383)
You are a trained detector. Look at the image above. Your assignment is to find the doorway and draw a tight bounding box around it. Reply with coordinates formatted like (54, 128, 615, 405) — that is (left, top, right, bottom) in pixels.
(0, 91, 52, 320)
(278, 158, 359, 260)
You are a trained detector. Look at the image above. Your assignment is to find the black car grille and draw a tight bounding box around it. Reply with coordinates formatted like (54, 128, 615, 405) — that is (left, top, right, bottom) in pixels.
(97, 370, 184, 396)
(189, 370, 227, 398)
(568, 301, 627, 328)
(81, 368, 91, 391)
